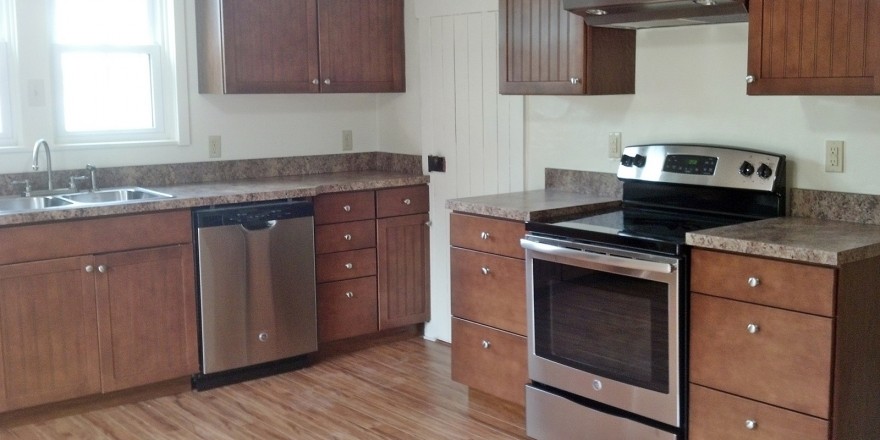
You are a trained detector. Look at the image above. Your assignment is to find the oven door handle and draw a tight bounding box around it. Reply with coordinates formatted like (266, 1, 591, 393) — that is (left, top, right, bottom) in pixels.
(520, 239, 676, 274)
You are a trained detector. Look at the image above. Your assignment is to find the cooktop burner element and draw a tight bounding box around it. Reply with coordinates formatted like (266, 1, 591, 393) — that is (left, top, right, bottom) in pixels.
(527, 144, 787, 255)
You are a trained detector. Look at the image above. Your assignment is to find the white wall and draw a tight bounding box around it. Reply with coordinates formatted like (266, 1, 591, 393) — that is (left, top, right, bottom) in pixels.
(525, 23, 880, 193)
(1, 0, 422, 174)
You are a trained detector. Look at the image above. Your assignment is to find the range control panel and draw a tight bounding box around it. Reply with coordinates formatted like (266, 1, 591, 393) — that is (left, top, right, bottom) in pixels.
(617, 144, 785, 192)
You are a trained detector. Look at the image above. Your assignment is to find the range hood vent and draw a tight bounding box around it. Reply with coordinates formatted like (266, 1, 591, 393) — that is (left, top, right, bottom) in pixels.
(562, 0, 749, 30)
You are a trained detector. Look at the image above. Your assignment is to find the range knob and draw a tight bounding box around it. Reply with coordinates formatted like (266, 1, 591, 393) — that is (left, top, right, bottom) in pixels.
(633, 154, 647, 168)
(739, 161, 755, 176)
(620, 155, 634, 167)
(757, 163, 773, 179)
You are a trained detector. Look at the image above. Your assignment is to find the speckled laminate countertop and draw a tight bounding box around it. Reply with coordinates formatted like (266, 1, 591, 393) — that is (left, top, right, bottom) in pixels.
(445, 189, 621, 223)
(686, 217, 880, 266)
(0, 171, 429, 226)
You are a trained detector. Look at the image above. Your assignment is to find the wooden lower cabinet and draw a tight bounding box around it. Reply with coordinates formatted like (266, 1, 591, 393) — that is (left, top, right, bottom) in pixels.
(377, 213, 430, 330)
(0, 210, 198, 414)
(0, 257, 102, 412)
(317, 276, 378, 342)
(451, 318, 527, 405)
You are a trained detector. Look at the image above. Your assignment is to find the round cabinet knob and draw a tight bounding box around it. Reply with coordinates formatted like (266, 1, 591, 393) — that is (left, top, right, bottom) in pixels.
(403, 198, 412, 205)
(570, 77, 582, 85)
(481, 340, 491, 349)
(746, 75, 755, 84)
(745, 419, 757, 430)
(740, 161, 755, 176)
(324, 79, 331, 85)
(480, 267, 491, 275)
(344, 234, 353, 241)
(747, 277, 760, 287)
(345, 263, 353, 269)
(343, 205, 352, 212)
(480, 231, 490, 240)
(312, 79, 320, 85)
(425, 220, 432, 227)
(258, 332, 269, 342)
(757, 163, 773, 179)
(747, 323, 760, 334)
(345, 291, 354, 299)
(592, 379, 603, 391)
(85, 265, 94, 273)
(97, 265, 107, 273)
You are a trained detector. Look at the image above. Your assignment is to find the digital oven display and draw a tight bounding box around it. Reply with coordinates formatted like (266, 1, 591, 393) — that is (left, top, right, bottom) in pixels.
(662, 154, 717, 175)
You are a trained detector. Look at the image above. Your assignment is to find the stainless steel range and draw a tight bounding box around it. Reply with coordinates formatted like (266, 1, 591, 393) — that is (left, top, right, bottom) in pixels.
(521, 144, 786, 439)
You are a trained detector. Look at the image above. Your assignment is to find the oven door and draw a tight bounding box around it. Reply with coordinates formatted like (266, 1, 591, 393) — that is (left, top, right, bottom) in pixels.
(522, 235, 683, 428)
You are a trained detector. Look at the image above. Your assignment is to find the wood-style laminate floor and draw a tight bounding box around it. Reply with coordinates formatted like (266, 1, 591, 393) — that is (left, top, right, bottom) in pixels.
(0, 338, 527, 439)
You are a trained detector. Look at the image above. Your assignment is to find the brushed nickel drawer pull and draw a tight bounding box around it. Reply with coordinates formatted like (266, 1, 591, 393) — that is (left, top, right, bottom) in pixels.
(343, 205, 352, 212)
(480, 267, 490, 275)
(403, 198, 412, 205)
(98, 265, 107, 273)
(345, 291, 354, 298)
(345, 263, 353, 270)
(748, 277, 760, 287)
(481, 340, 491, 349)
(344, 234, 352, 241)
(747, 323, 760, 334)
(480, 231, 490, 240)
(745, 419, 757, 430)
(85, 265, 94, 273)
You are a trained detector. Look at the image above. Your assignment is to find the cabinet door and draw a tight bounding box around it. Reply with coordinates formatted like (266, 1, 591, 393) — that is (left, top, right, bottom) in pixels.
(0, 257, 101, 412)
(377, 213, 430, 329)
(451, 318, 527, 405)
(95, 245, 198, 392)
(317, 0, 405, 92)
(499, 0, 635, 95)
(201, 0, 320, 93)
(747, 0, 880, 95)
(317, 276, 378, 342)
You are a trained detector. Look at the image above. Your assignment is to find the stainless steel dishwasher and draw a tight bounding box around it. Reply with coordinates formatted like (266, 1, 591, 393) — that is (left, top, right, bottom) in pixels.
(192, 199, 317, 390)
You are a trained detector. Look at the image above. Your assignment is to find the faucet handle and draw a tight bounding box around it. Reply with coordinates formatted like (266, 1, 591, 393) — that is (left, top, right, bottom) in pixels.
(12, 180, 32, 197)
(86, 164, 97, 171)
(69, 175, 89, 192)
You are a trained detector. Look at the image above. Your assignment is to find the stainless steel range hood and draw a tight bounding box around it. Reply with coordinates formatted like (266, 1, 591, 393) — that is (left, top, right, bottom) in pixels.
(562, 0, 748, 29)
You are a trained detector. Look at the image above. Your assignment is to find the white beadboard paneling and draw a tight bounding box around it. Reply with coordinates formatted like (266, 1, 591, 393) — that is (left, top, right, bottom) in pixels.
(418, 9, 525, 343)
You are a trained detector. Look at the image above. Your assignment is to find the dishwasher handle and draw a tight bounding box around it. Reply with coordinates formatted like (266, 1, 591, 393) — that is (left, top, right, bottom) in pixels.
(194, 199, 314, 228)
(241, 219, 277, 231)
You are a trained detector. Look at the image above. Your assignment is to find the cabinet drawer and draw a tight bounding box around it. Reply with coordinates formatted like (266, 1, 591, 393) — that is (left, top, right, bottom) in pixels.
(449, 213, 525, 259)
(690, 294, 832, 419)
(691, 249, 835, 317)
(451, 247, 526, 335)
(314, 191, 376, 225)
(315, 220, 376, 254)
(316, 248, 377, 283)
(317, 276, 378, 343)
(690, 384, 829, 440)
(451, 317, 527, 405)
(376, 185, 429, 218)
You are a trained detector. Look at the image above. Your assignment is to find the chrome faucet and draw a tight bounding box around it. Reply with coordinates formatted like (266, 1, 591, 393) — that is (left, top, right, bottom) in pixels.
(31, 139, 53, 190)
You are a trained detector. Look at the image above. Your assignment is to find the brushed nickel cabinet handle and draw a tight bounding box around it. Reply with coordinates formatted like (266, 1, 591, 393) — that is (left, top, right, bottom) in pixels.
(97, 265, 107, 273)
(343, 205, 352, 212)
(85, 265, 94, 273)
(747, 323, 760, 334)
(403, 198, 412, 205)
(481, 340, 491, 349)
(746, 75, 755, 84)
(747, 277, 760, 287)
(344, 234, 352, 241)
(345, 291, 354, 298)
(481, 267, 490, 275)
(480, 231, 490, 240)
(345, 263, 353, 269)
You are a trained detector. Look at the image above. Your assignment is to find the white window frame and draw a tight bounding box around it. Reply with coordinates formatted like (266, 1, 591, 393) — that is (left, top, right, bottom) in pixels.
(0, 0, 15, 147)
(50, 0, 189, 148)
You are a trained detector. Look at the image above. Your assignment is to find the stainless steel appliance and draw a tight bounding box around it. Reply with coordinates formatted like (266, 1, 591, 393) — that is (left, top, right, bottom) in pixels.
(562, 0, 748, 29)
(192, 199, 318, 390)
(522, 144, 786, 439)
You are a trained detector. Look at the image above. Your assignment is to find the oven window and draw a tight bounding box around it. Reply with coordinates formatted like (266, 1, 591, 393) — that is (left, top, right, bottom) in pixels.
(533, 259, 669, 393)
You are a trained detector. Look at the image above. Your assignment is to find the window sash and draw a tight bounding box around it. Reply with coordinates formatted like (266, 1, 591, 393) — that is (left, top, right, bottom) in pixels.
(0, 42, 13, 147)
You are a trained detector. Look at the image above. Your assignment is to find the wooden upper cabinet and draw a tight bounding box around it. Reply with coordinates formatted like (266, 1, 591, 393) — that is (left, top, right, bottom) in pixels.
(747, 0, 880, 95)
(196, 0, 405, 94)
(499, 0, 635, 95)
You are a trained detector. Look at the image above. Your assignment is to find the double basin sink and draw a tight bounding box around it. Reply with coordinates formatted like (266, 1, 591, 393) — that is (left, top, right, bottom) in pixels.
(0, 187, 173, 213)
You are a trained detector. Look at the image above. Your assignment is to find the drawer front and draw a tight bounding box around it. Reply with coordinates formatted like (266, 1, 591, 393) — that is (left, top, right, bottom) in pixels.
(317, 276, 378, 343)
(690, 384, 829, 440)
(451, 247, 526, 335)
(315, 220, 376, 254)
(314, 191, 376, 225)
(690, 293, 832, 418)
(376, 185, 429, 218)
(316, 248, 377, 283)
(449, 213, 525, 259)
(691, 249, 835, 317)
(451, 317, 527, 405)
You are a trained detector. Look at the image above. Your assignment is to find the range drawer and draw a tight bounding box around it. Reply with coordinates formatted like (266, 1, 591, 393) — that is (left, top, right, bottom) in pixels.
(451, 247, 526, 335)
(451, 317, 527, 405)
(690, 384, 829, 440)
(449, 213, 525, 259)
(691, 249, 835, 317)
(376, 185, 429, 218)
(690, 293, 832, 419)
(315, 220, 376, 254)
(314, 191, 376, 225)
(316, 248, 377, 283)
(317, 276, 378, 343)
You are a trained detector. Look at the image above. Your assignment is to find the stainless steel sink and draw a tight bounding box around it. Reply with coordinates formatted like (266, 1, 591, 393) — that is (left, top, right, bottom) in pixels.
(0, 196, 74, 211)
(59, 187, 174, 204)
(0, 187, 173, 214)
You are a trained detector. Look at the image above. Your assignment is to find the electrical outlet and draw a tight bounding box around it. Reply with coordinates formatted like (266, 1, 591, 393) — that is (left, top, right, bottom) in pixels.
(342, 130, 353, 151)
(608, 132, 622, 158)
(825, 140, 843, 173)
(208, 135, 221, 158)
